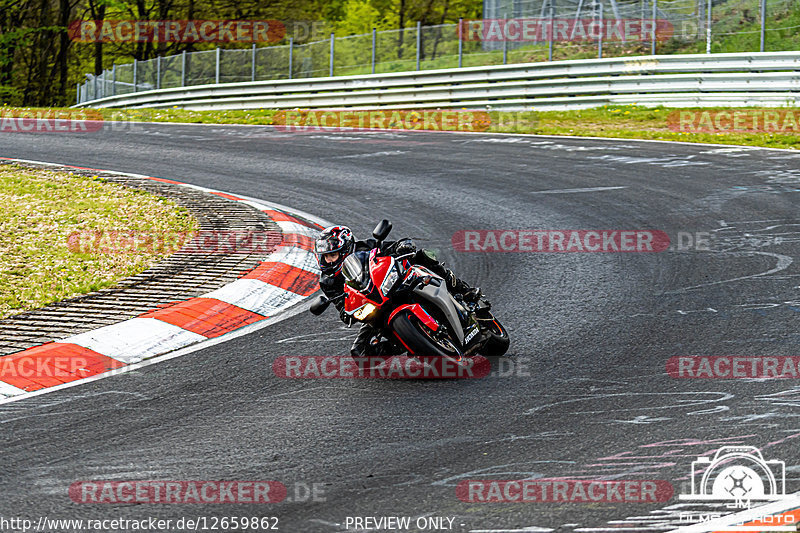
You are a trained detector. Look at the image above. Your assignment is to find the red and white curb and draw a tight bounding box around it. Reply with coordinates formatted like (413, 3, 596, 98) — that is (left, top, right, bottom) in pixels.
(0, 157, 329, 403)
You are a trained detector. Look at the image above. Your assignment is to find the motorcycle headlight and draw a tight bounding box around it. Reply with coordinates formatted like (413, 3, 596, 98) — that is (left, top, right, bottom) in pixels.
(354, 302, 377, 321)
(380, 267, 400, 296)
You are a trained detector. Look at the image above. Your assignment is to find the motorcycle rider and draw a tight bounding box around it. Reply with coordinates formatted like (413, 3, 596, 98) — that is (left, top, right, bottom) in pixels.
(314, 225, 480, 357)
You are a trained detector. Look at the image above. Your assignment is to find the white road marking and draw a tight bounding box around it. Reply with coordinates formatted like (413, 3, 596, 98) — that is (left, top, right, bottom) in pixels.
(470, 528, 555, 533)
(529, 186, 627, 194)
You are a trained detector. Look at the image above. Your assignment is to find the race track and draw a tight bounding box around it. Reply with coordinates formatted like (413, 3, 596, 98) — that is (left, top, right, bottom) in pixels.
(1, 124, 800, 532)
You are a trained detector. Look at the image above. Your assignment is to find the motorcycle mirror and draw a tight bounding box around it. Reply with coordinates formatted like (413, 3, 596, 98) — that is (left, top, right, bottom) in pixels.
(372, 219, 392, 242)
(309, 295, 331, 315)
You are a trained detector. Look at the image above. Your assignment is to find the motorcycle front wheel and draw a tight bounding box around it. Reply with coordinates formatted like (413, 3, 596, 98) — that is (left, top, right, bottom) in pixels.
(391, 310, 463, 361)
(479, 316, 510, 356)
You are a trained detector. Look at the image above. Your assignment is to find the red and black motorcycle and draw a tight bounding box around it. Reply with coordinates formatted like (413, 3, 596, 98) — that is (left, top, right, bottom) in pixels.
(310, 220, 510, 363)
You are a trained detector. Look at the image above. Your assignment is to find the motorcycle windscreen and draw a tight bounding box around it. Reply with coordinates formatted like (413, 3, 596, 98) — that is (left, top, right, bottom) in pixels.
(342, 253, 367, 290)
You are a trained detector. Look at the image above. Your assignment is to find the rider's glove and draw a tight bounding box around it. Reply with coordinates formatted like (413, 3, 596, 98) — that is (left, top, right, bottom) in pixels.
(394, 239, 416, 256)
(339, 308, 353, 326)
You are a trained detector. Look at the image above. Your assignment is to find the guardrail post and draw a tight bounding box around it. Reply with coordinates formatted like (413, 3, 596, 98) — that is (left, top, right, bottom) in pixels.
(133, 59, 138, 92)
(215, 47, 221, 83)
(651, 0, 657, 55)
(330, 33, 335, 76)
(548, 4, 554, 61)
(156, 55, 161, 90)
(458, 18, 463, 67)
(288, 37, 293, 79)
(706, 0, 711, 54)
(416, 21, 421, 70)
(372, 28, 376, 74)
(181, 50, 186, 86)
(760, 0, 766, 52)
(112, 63, 116, 96)
(251, 43, 257, 81)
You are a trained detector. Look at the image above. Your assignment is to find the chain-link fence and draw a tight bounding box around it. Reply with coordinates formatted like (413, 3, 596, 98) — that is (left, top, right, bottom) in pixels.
(77, 0, 798, 104)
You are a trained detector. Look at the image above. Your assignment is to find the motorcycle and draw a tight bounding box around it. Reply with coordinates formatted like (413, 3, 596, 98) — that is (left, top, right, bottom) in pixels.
(310, 220, 510, 364)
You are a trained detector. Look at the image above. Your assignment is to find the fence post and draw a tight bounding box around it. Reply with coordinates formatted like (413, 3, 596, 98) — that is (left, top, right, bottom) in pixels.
(651, 0, 657, 55)
(112, 63, 116, 96)
(330, 32, 335, 76)
(76, 83, 80, 105)
(251, 43, 257, 81)
(706, 0, 711, 54)
(93, 74, 98, 100)
(458, 18, 463, 67)
(133, 59, 137, 92)
(760, 0, 766, 52)
(156, 55, 161, 90)
(597, 1, 603, 59)
(288, 37, 293, 79)
(181, 50, 186, 86)
(416, 21, 421, 70)
(215, 47, 221, 83)
(502, 15, 508, 64)
(372, 28, 376, 74)
(548, 4, 554, 61)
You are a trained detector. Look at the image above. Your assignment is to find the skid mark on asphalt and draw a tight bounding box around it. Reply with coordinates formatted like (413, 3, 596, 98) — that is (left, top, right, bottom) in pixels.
(275, 330, 355, 344)
(665, 252, 793, 294)
(586, 154, 711, 167)
(431, 462, 576, 486)
(523, 391, 734, 417)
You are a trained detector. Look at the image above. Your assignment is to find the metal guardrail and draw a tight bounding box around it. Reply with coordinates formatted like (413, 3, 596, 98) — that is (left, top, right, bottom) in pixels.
(73, 52, 800, 111)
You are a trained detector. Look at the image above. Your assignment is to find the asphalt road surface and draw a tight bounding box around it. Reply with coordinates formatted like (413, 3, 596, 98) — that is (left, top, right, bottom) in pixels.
(2, 124, 800, 533)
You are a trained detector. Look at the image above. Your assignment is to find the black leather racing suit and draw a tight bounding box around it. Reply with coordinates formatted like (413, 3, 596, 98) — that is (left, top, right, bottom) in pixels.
(318, 238, 473, 357)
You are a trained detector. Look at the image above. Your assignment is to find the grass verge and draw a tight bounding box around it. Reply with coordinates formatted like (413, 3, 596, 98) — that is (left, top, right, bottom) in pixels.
(0, 164, 198, 319)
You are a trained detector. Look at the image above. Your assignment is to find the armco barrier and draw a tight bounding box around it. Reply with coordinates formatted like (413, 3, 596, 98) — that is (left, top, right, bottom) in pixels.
(72, 52, 800, 111)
